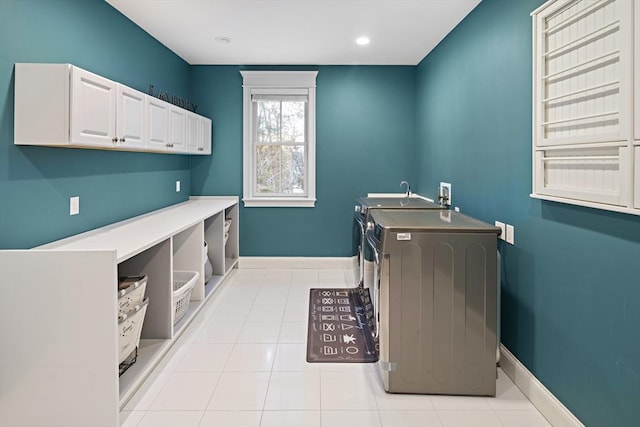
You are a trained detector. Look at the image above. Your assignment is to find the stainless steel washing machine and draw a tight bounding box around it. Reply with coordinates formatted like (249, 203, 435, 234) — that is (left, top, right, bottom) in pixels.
(366, 209, 500, 396)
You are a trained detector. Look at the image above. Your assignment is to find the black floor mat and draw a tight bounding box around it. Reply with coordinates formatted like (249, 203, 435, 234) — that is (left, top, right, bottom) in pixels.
(306, 287, 379, 363)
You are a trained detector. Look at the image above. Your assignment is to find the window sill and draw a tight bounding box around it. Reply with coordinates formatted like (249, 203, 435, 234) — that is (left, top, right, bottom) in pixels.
(242, 197, 316, 208)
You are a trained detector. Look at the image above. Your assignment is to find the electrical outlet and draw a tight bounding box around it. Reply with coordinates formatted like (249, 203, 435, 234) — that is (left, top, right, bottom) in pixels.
(439, 182, 452, 206)
(506, 224, 515, 245)
(176, 180, 181, 192)
(495, 221, 506, 240)
(70, 196, 79, 215)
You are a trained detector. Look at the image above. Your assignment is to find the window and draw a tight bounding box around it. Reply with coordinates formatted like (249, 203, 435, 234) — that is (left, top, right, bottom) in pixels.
(241, 71, 318, 207)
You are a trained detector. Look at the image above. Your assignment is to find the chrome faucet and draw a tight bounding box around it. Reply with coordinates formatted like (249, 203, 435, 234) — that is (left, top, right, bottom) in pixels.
(400, 181, 411, 197)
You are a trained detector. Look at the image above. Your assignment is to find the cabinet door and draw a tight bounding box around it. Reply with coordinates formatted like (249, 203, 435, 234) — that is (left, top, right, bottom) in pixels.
(200, 116, 212, 155)
(147, 97, 170, 151)
(116, 85, 146, 149)
(533, 0, 632, 147)
(70, 67, 117, 148)
(186, 112, 200, 153)
(635, 3, 639, 141)
(635, 147, 640, 209)
(168, 106, 187, 151)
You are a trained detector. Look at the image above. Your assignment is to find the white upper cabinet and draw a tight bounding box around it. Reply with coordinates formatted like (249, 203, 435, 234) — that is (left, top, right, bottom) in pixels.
(116, 85, 146, 149)
(186, 111, 200, 153)
(147, 99, 191, 152)
(168, 105, 187, 151)
(72, 69, 147, 150)
(200, 116, 212, 155)
(635, 3, 640, 142)
(186, 112, 212, 154)
(635, 147, 640, 209)
(634, 4, 639, 209)
(14, 63, 211, 155)
(531, 0, 639, 215)
(147, 96, 170, 151)
(15, 63, 75, 147)
(71, 67, 118, 148)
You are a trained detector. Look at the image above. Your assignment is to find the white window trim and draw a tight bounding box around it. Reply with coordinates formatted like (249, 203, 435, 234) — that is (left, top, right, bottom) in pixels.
(241, 70, 318, 208)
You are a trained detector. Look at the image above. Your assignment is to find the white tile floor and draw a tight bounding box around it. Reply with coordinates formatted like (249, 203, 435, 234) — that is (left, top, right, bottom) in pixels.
(121, 268, 552, 427)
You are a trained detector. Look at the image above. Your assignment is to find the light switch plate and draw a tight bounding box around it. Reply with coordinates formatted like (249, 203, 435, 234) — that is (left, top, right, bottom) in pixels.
(506, 224, 515, 245)
(70, 196, 79, 215)
(176, 180, 181, 192)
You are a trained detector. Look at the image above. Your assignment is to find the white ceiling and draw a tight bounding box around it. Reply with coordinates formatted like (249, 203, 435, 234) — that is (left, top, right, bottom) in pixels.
(105, 0, 481, 66)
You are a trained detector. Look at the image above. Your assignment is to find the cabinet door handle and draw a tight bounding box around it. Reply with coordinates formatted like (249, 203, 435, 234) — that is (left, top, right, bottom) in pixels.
(198, 147, 204, 151)
(119, 138, 125, 143)
(111, 137, 118, 144)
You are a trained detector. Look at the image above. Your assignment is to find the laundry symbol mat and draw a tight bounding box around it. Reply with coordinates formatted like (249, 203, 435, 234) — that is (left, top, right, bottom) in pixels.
(306, 288, 378, 363)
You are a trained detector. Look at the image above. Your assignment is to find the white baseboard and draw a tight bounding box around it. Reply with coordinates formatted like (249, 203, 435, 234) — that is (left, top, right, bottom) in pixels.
(500, 344, 584, 427)
(238, 256, 355, 269)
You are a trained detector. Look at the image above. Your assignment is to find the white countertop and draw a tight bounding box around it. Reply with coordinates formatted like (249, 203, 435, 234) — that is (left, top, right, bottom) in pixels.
(39, 197, 238, 262)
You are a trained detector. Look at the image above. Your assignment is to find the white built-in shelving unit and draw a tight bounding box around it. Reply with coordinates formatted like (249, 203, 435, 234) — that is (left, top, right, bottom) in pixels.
(531, 0, 639, 215)
(0, 197, 238, 427)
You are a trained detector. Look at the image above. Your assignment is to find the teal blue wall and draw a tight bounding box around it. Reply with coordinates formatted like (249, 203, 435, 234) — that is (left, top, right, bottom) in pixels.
(0, 0, 191, 249)
(415, 1, 640, 426)
(3, 1, 639, 424)
(190, 65, 417, 256)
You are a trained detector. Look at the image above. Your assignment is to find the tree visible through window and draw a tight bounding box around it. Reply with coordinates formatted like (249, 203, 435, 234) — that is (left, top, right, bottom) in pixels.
(255, 99, 306, 195)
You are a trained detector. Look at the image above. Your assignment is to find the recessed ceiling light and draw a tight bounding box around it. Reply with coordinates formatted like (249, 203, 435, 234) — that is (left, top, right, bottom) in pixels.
(356, 36, 370, 46)
(214, 36, 232, 44)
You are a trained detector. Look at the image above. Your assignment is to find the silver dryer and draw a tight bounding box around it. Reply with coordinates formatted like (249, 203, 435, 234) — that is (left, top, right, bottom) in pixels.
(367, 209, 500, 396)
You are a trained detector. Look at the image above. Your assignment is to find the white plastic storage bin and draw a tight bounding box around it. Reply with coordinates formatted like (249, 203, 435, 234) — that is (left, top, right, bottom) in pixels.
(118, 297, 149, 364)
(117, 275, 147, 317)
(173, 270, 199, 325)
